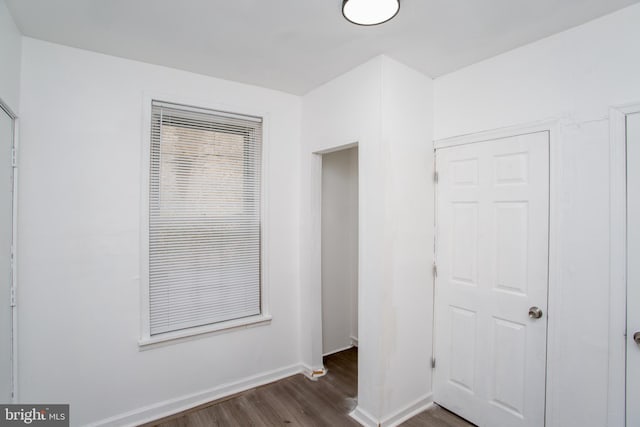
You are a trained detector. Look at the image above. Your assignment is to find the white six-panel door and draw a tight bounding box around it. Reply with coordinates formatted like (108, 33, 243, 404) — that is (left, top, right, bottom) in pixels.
(627, 112, 640, 426)
(434, 131, 549, 427)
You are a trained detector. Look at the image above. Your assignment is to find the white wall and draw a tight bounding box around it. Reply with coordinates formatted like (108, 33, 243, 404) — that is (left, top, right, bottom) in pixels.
(434, 4, 640, 426)
(302, 55, 434, 423)
(321, 147, 358, 355)
(17, 37, 302, 426)
(378, 57, 434, 420)
(0, 0, 21, 112)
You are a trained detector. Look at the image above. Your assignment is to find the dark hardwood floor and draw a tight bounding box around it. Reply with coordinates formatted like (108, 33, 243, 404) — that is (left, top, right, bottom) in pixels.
(143, 347, 473, 426)
(400, 405, 475, 427)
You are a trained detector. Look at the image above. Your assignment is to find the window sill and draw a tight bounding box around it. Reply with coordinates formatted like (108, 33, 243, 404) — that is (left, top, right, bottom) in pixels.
(138, 314, 272, 349)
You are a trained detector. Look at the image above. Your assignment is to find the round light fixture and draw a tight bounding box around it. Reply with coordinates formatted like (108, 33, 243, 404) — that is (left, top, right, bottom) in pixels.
(342, 0, 400, 26)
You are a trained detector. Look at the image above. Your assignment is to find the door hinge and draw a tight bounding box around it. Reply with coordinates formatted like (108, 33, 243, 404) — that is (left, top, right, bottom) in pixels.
(11, 147, 16, 167)
(433, 262, 438, 278)
(10, 287, 16, 307)
(431, 357, 436, 369)
(433, 170, 439, 183)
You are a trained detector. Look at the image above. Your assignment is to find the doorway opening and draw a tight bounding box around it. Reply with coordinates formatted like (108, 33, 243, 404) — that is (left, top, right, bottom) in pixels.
(0, 98, 17, 403)
(320, 146, 359, 358)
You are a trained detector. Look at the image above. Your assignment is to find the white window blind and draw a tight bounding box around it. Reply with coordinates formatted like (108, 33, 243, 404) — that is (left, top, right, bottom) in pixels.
(149, 100, 262, 336)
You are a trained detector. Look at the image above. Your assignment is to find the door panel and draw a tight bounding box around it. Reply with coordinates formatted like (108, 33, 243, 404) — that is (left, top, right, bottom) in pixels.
(0, 107, 13, 402)
(627, 112, 640, 426)
(434, 132, 549, 427)
(449, 306, 477, 392)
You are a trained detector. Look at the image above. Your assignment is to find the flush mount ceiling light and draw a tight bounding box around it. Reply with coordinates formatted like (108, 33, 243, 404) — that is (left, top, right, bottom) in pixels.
(342, 0, 400, 26)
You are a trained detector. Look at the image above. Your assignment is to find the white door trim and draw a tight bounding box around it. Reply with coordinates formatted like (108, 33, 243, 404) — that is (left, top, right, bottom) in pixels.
(0, 97, 18, 403)
(434, 119, 560, 150)
(434, 119, 561, 427)
(608, 102, 640, 427)
(307, 141, 359, 378)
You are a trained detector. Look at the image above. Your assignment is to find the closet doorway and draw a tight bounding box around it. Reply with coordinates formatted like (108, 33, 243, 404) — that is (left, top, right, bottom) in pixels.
(321, 146, 359, 357)
(0, 99, 16, 403)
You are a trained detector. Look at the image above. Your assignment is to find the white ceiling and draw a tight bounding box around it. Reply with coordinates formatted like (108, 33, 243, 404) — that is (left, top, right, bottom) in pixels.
(6, 0, 639, 95)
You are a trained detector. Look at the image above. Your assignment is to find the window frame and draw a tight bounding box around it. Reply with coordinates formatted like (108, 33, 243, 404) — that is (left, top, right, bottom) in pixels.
(139, 94, 271, 348)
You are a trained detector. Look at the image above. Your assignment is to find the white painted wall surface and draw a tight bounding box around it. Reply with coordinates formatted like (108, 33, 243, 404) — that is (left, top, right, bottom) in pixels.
(435, 4, 640, 140)
(302, 56, 434, 423)
(434, 4, 640, 426)
(17, 38, 301, 426)
(378, 57, 434, 420)
(0, 0, 21, 112)
(321, 147, 358, 355)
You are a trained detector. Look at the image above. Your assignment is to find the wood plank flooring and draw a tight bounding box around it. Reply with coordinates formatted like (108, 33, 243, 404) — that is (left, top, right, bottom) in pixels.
(143, 348, 473, 427)
(400, 405, 475, 427)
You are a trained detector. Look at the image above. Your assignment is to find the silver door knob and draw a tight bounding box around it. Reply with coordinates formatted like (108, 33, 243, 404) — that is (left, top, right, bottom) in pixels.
(634, 332, 640, 345)
(528, 306, 543, 319)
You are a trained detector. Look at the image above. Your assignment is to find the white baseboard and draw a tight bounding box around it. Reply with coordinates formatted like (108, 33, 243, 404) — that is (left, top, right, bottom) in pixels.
(88, 364, 303, 426)
(323, 344, 355, 357)
(350, 394, 433, 427)
(380, 393, 433, 427)
(350, 336, 359, 347)
(350, 406, 379, 427)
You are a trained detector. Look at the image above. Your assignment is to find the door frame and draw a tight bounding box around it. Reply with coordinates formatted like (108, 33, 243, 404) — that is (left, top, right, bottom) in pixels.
(0, 96, 18, 403)
(307, 141, 360, 378)
(318, 145, 359, 358)
(609, 102, 640, 427)
(433, 119, 560, 427)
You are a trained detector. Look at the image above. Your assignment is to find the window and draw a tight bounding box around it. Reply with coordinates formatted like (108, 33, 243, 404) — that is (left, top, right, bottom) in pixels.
(145, 100, 264, 339)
